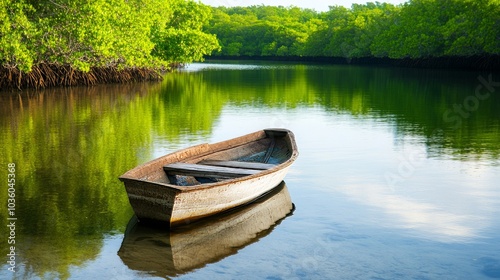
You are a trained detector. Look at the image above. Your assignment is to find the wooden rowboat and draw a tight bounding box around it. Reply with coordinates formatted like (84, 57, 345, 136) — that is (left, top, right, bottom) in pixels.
(119, 128, 298, 227)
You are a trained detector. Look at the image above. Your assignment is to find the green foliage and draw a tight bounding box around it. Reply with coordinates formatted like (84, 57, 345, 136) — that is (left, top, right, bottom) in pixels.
(0, 0, 36, 71)
(152, 0, 220, 63)
(205, 5, 322, 56)
(207, 1, 500, 59)
(27, 0, 166, 71)
(372, 0, 500, 58)
(0, 0, 220, 74)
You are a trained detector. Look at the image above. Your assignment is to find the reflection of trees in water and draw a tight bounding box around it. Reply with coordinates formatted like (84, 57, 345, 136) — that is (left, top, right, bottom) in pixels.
(193, 64, 500, 160)
(0, 83, 155, 279)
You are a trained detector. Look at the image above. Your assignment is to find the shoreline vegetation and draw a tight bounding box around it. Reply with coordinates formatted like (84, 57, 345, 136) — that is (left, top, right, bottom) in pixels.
(0, 0, 219, 89)
(0, 63, 164, 89)
(205, 1, 500, 71)
(1, 0, 499, 89)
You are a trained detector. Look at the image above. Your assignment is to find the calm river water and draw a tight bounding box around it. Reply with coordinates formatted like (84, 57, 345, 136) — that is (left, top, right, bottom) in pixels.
(1, 61, 500, 279)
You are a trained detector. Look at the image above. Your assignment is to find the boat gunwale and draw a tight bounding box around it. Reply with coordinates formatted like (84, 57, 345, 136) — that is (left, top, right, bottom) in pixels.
(119, 129, 298, 192)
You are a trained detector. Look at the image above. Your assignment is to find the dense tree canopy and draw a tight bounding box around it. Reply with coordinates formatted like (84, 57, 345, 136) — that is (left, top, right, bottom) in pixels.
(152, 0, 220, 63)
(205, 1, 500, 59)
(0, 0, 219, 76)
(205, 5, 321, 57)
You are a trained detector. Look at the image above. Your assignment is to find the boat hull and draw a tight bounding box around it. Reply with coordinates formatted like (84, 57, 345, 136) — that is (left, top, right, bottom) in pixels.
(170, 165, 291, 227)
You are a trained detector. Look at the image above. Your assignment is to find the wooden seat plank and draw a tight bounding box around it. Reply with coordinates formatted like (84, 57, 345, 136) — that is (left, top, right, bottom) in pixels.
(199, 160, 276, 170)
(163, 162, 260, 179)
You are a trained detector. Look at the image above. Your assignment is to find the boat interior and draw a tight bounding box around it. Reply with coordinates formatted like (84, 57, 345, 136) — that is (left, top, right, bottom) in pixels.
(163, 132, 293, 186)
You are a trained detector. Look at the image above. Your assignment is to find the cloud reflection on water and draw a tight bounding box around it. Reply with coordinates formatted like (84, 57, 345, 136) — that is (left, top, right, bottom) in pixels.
(337, 181, 486, 242)
(301, 119, 500, 243)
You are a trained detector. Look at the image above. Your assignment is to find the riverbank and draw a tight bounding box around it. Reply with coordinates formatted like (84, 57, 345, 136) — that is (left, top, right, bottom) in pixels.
(208, 55, 500, 71)
(0, 63, 166, 90)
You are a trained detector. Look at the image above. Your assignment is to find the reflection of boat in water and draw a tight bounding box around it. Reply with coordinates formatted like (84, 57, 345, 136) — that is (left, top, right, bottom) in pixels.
(118, 182, 294, 278)
(119, 129, 298, 227)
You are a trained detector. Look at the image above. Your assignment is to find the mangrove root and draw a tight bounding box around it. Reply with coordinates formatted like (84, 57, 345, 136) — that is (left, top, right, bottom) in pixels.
(0, 63, 165, 90)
